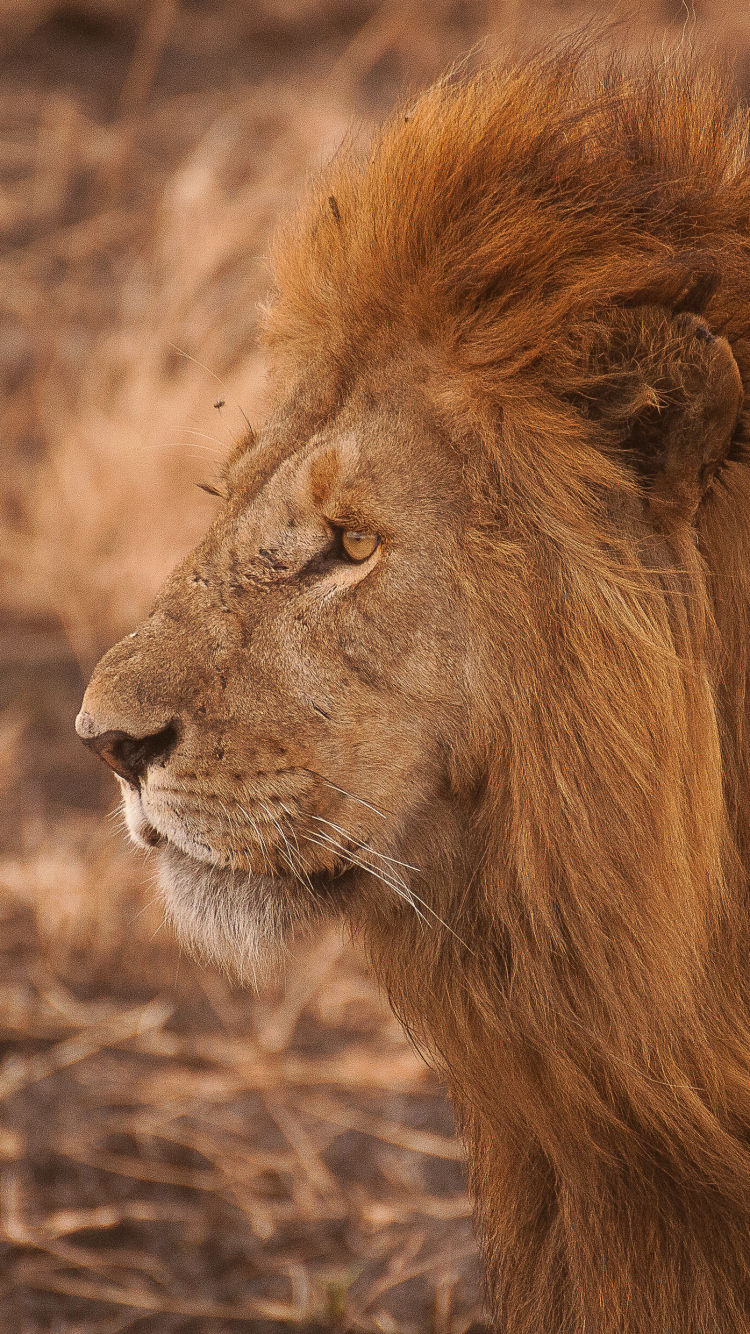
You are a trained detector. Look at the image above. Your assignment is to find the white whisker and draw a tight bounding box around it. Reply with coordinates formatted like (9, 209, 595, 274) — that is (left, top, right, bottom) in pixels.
(311, 815, 422, 873)
(305, 823, 474, 953)
(259, 801, 316, 900)
(129, 892, 163, 923)
(301, 830, 429, 927)
(277, 801, 317, 896)
(304, 771, 389, 821)
(237, 802, 273, 873)
(149, 915, 169, 943)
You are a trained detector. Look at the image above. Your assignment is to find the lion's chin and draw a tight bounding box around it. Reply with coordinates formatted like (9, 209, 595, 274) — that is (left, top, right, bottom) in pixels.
(157, 843, 316, 982)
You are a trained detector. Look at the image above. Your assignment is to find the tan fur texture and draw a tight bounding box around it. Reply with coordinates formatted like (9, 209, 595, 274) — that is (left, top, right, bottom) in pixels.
(78, 49, 750, 1331)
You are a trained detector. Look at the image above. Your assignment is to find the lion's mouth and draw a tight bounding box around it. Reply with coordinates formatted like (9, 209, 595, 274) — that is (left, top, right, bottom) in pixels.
(121, 784, 232, 865)
(121, 779, 368, 899)
(131, 802, 350, 891)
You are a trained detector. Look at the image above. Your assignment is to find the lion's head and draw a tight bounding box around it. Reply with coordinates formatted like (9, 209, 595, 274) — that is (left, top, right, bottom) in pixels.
(78, 50, 750, 1333)
(77, 379, 473, 975)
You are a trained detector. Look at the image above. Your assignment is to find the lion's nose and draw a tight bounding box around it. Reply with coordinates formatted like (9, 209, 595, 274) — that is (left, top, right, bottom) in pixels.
(76, 712, 178, 788)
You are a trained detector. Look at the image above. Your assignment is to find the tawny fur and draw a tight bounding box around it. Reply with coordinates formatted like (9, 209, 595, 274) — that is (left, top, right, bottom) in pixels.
(78, 48, 750, 1333)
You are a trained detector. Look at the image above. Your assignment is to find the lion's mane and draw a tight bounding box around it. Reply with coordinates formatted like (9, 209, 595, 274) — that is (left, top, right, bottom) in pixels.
(262, 50, 750, 1332)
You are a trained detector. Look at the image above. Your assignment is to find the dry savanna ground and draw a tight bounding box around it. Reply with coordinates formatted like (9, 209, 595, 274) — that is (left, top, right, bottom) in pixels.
(1, 2, 748, 1331)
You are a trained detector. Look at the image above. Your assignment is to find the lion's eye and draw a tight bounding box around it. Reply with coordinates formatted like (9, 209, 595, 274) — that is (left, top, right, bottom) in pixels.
(341, 531, 379, 562)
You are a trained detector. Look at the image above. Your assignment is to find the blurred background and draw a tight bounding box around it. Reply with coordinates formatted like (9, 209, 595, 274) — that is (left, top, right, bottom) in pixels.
(0, 2, 748, 1330)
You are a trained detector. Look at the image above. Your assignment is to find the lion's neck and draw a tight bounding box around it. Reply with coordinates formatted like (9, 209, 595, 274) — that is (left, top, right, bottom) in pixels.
(375, 892, 750, 1334)
(464, 1114, 750, 1332)
(445, 977, 750, 1334)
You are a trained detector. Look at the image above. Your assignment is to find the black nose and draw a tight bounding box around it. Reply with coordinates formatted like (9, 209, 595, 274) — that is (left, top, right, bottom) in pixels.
(80, 722, 178, 788)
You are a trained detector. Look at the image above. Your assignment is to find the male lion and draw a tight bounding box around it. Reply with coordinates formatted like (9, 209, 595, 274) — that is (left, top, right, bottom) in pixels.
(76, 48, 750, 1333)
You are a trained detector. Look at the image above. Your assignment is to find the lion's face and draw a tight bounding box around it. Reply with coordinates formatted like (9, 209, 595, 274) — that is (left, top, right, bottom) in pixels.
(76, 376, 475, 973)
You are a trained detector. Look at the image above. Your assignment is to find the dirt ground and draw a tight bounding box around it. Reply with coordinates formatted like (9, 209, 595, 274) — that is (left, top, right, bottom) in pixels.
(1, 2, 749, 1331)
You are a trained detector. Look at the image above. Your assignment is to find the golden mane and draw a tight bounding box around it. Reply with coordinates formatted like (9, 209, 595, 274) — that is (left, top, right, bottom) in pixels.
(264, 51, 750, 1331)
(264, 50, 750, 395)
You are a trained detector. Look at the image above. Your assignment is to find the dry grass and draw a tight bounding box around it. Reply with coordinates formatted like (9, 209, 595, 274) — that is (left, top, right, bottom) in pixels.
(1, 1, 748, 1329)
(0, 893, 479, 1332)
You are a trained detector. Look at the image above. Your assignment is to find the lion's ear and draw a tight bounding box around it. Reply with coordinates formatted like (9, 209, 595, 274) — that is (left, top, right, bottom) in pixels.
(571, 306, 743, 521)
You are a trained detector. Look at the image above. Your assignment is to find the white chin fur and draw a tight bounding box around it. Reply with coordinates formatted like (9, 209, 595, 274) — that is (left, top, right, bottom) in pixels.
(157, 843, 312, 982)
(121, 785, 215, 862)
(120, 783, 164, 851)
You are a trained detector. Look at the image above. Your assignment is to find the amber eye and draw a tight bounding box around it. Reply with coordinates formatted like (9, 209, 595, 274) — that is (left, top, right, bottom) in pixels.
(341, 531, 379, 562)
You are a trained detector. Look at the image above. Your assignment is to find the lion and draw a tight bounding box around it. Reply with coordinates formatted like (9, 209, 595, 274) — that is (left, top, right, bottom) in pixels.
(76, 47, 750, 1332)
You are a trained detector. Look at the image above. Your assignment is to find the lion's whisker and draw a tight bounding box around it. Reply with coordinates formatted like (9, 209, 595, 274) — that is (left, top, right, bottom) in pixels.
(148, 915, 169, 943)
(301, 829, 429, 927)
(259, 800, 296, 866)
(167, 342, 225, 387)
(140, 442, 223, 456)
(218, 800, 238, 837)
(303, 771, 389, 821)
(183, 428, 228, 447)
(259, 801, 317, 900)
(310, 815, 422, 873)
(277, 802, 318, 897)
(302, 826, 404, 884)
(237, 802, 273, 874)
(130, 892, 163, 923)
(306, 822, 474, 951)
